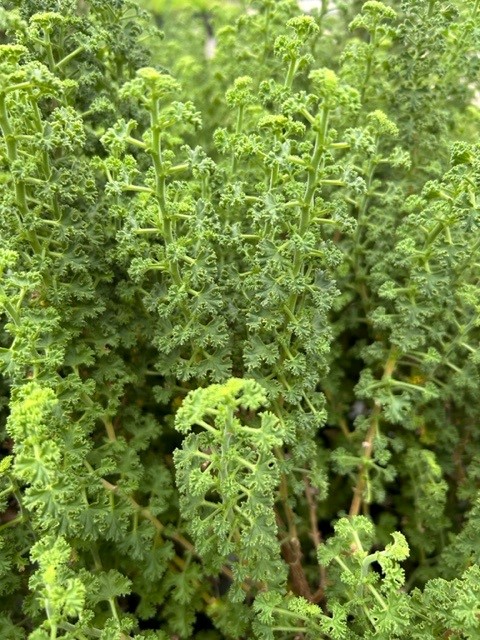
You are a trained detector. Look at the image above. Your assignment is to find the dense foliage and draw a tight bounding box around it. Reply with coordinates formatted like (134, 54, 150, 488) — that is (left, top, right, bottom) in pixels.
(1, 0, 480, 637)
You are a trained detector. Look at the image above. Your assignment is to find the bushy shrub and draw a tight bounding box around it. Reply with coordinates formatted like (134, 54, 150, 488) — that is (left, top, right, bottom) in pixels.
(1, 0, 480, 638)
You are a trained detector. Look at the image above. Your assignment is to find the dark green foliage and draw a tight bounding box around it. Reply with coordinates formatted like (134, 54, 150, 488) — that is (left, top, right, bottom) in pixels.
(1, 0, 480, 638)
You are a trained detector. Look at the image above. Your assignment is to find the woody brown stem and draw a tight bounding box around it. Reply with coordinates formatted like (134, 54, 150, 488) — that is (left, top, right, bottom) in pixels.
(349, 403, 380, 517)
(275, 507, 314, 600)
(281, 536, 313, 601)
(349, 349, 398, 517)
(304, 476, 326, 596)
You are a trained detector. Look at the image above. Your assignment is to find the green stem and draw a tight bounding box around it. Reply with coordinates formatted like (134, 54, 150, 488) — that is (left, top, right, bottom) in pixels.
(361, 41, 375, 103)
(108, 598, 120, 622)
(272, 605, 320, 625)
(55, 45, 85, 69)
(149, 97, 181, 285)
(125, 135, 146, 149)
(122, 184, 154, 194)
(0, 94, 41, 253)
(235, 455, 257, 473)
(4, 82, 34, 94)
(284, 58, 298, 89)
(197, 419, 221, 436)
(231, 104, 244, 174)
(1, 297, 21, 326)
(303, 107, 329, 216)
(169, 162, 189, 174)
(286, 106, 329, 317)
(44, 32, 56, 70)
(0, 515, 24, 531)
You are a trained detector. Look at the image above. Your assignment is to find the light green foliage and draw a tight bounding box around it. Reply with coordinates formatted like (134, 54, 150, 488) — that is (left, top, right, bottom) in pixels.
(0, 0, 480, 638)
(174, 379, 287, 598)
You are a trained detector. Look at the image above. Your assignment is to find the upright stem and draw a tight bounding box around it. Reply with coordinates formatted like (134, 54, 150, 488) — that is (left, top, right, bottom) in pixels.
(284, 58, 298, 90)
(349, 348, 398, 517)
(231, 104, 244, 174)
(287, 106, 329, 316)
(0, 93, 41, 254)
(149, 97, 182, 286)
